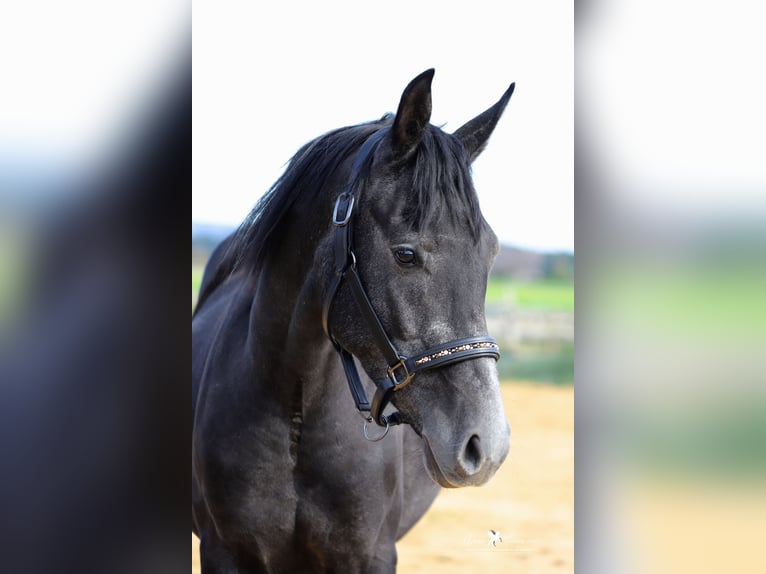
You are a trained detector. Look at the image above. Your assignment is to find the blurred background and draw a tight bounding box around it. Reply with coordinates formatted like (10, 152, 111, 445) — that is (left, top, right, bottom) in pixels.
(577, 0, 766, 572)
(0, 2, 189, 573)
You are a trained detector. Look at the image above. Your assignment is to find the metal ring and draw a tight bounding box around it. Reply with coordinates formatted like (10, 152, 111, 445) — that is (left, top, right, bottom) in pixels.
(363, 416, 390, 442)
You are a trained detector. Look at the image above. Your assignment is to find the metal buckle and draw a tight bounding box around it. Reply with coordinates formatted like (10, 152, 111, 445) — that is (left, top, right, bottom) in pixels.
(387, 358, 414, 390)
(332, 193, 355, 226)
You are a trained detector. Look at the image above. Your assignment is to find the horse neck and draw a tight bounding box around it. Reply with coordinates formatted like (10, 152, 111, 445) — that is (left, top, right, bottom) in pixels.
(243, 149, 369, 415)
(245, 199, 337, 386)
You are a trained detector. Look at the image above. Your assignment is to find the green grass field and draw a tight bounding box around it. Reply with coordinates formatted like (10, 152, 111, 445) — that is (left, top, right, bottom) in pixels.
(485, 277, 574, 310)
(192, 265, 204, 306)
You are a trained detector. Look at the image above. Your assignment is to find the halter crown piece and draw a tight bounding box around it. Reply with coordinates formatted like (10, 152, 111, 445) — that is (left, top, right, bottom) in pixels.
(321, 128, 500, 439)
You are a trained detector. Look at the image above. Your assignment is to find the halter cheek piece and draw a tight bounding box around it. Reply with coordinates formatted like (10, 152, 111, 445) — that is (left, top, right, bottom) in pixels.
(321, 128, 500, 435)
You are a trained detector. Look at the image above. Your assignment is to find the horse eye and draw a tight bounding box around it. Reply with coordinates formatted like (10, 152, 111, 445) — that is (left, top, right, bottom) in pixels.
(393, 247, 416, 265)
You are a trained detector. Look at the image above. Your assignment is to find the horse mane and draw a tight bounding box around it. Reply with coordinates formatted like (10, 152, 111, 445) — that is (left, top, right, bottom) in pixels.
(195, 115, 483, 313)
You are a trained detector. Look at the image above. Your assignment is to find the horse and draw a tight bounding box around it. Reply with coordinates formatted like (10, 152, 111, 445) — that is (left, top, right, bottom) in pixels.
(192, 69, 514, 573)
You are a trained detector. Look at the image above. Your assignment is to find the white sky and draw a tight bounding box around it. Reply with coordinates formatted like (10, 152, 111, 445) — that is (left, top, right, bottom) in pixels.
(193, 2, 574, 252)
(0, 1, 187, 168)
(0, 1, 573, 252)
(579, 0, 766, 217)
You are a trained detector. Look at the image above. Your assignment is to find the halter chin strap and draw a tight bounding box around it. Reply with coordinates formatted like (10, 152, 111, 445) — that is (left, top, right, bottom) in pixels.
(321, 128, 500, 428)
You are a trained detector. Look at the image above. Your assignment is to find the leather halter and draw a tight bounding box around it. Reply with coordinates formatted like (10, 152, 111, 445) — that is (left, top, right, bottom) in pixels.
(321, 128, 500, 431)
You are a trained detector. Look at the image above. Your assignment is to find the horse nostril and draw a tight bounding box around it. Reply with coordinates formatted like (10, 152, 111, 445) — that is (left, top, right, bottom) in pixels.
(458, 434, 483, 476)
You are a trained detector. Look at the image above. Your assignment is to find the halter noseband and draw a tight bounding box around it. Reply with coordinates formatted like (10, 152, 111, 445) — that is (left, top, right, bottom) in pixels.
(321, 128, 500, 432)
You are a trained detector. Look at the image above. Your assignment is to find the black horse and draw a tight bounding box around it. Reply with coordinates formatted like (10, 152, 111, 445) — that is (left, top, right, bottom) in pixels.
(193, 69, 514, 573)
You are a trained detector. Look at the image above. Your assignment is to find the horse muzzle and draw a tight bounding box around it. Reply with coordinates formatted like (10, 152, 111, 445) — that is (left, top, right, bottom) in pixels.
(422, 419, 510, 487)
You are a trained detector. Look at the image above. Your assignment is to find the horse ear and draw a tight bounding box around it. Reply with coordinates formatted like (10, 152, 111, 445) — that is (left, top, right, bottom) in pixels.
(453, 82, 515, 163)
(391, 69, 435, 155)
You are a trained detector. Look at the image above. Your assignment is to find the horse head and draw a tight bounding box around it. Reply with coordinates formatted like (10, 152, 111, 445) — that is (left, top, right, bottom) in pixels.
(326, 70, 514, 487)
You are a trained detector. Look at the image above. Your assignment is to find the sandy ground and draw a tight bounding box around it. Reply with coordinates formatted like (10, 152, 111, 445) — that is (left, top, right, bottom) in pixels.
(192, 382, 573, 573)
